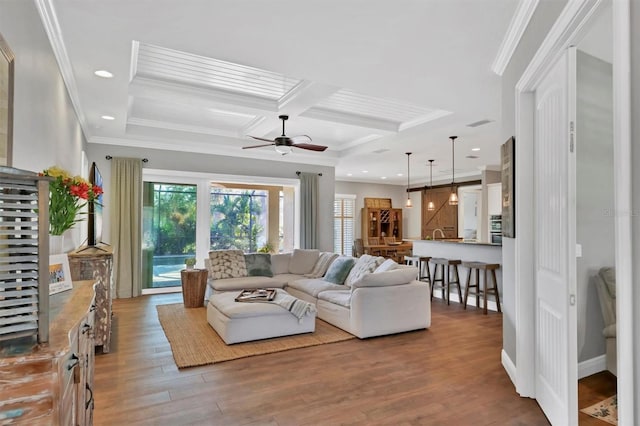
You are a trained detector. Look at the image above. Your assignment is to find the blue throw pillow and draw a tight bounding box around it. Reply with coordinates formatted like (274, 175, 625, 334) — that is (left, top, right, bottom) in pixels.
(323, 256, 356, 285)
(244, 253, 274, 277)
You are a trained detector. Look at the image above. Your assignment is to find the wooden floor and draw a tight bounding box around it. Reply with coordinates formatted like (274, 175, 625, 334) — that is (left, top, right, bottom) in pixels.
(578, 371, 617, 425)
(92, 293, 608, 425)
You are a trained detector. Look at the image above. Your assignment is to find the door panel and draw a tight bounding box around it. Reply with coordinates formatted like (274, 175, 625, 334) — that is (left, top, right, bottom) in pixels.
(534, 48, 578, 425)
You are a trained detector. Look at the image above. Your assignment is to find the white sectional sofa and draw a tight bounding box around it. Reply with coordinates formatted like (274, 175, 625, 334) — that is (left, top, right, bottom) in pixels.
(204, 249, 431, 339)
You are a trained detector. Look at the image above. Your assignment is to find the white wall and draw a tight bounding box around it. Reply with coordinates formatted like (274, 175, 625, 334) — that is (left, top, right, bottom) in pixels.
(1, 0, 87, 250)
(576, 50, 613, 363)
(88, 143, 336, 252)
(499, 0, 568, 364)
(334, 180, 421, 240)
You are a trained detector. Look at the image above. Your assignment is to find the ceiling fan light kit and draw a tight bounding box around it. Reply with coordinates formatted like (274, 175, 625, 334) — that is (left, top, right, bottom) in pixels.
(448, 136, 459, 206)
(405, 152, 413, 208)
(244, 115, 328, 155)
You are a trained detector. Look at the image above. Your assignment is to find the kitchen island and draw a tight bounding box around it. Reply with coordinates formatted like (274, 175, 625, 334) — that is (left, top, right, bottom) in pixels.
(412, 239, 503, 311)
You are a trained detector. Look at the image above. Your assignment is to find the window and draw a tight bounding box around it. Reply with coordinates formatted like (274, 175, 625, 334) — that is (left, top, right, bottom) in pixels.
(334, 195, 355, 255)
(210, 188, 268, 252)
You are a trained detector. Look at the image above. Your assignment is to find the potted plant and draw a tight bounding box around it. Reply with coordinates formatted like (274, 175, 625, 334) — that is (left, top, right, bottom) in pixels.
(185, 257, 197, 270)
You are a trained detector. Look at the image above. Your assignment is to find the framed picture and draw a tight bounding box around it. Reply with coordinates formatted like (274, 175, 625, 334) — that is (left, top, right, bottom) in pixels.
(501, 136, 515, 238)
(0, 32, 14, 167)
(49, 254, 73, 295)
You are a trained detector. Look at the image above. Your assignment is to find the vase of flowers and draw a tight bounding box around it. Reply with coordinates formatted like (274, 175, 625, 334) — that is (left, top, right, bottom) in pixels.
(41, 166, 103, 249)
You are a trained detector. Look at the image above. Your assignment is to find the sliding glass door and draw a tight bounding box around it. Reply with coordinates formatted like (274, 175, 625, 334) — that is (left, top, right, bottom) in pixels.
(142, 182, 197, 289)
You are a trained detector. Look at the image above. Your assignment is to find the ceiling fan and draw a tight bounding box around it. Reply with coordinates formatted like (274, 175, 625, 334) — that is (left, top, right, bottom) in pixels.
(244, 115, 328, 155)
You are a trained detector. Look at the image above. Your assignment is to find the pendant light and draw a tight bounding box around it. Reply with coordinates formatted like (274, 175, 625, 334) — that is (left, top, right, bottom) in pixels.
(405, 152, 413, 208)
(448, 136, 459, 205)
(427, 159, 435, 211)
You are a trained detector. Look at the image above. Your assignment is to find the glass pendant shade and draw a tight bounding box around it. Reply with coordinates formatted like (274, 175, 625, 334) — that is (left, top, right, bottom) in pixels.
(405, 152, 412, 208)
(448, 136, 458, 205)
(427, 159, 435, 211)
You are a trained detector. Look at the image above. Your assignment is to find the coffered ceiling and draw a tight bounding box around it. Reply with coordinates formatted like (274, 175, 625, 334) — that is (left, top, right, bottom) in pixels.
(40, 0, 524, 185)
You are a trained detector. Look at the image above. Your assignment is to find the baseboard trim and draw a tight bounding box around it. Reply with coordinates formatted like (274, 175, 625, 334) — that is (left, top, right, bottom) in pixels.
(432, 291, 500, 312)
(578, 354, 607, 379)
(502, 349, 517, 386)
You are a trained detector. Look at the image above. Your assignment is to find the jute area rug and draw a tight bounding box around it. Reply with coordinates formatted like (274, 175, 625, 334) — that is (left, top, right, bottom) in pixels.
(156, 303, 355, 369)
(580, 395, 618, 425)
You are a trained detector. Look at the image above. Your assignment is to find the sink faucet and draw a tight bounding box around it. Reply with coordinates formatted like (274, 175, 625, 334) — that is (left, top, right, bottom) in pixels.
(432, 228, 445, 240)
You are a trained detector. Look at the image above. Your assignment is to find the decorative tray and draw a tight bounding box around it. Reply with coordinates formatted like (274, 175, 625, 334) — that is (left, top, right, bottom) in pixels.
(235, 288, 277, 303)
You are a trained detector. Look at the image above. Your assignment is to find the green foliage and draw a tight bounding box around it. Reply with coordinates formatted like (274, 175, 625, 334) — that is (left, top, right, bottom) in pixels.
(184, 257, 197, 267)
(150, 184, 197, 256)
(210, 190, 266, 253)
(257, 242, 274, 253)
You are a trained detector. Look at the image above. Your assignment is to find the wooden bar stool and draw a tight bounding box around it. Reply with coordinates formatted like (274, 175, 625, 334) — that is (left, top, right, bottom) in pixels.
(430, 258, 462, 305)
(462, 261, 501, 314)
(404, 255, 432, 283)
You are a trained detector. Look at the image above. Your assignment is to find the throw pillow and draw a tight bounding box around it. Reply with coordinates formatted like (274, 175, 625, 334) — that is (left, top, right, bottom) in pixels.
(288, 249, 320, 275)
(271, 253, 291, 275)
(244, 253, 274, 277)
(323, 256, 356, 285)
(344, 255, 385, 287)
(351, 266, 419, 288)
(207, 250, 247, 279)
(374, 258, 398, 273)
(304, 252, 339, 278)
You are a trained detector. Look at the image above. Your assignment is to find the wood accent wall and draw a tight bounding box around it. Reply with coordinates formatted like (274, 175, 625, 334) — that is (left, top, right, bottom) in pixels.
(421, 187, 458, 239)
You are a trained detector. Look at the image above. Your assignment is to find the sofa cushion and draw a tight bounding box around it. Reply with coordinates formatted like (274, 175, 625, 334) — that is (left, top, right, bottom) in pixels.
(244, 253, 273, 277)
(288, 249, 320, 275)
(317, 290, 351, 308)
(304, 252, 339, 278)
(599, 267, 616, 298)
(351, 266, 418, 289)
(344, 255, 385, 287)
(287, 278, 347, 297)
(208, 249, 247, 279)
(323, 256, 356, 285)
(210, 276, 284, 292)
(271, 253, 291, 275)
(375, 258, 398, 273)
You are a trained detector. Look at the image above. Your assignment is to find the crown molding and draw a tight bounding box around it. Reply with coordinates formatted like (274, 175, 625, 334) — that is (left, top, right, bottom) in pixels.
(491, 0, 540, 76)
(126, 117, 240, 138)
(35, 0, 91, 140)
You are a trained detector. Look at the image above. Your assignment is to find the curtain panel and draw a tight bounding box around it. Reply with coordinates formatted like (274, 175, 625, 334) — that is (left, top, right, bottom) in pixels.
(298, 172, 319, 249)
(110, 157, 143, 298)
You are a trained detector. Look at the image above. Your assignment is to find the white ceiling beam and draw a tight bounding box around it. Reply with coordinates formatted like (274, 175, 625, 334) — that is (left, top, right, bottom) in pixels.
(301, 107, 400, 132)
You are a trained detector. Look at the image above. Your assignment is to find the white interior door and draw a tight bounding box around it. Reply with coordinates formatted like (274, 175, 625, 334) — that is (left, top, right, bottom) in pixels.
(533, 48, 578, 425)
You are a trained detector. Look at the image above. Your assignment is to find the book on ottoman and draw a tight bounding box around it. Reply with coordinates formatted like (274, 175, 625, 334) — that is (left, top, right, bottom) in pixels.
(235, 288, 277, 303)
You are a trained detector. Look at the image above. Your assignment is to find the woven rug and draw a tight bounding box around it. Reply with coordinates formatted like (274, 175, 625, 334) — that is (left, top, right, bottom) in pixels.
(580, 395, 617, 425)
(156, 303, 355, 368)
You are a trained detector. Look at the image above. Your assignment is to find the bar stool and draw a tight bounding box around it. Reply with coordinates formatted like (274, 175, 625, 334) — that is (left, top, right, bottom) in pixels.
(404, 255, 432, 283)
(462, 261, 501, 314)
(430, 258, 462, 304)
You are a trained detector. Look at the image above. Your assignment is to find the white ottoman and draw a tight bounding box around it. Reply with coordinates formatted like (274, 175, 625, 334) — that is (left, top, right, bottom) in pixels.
(207, 290, 316, 344)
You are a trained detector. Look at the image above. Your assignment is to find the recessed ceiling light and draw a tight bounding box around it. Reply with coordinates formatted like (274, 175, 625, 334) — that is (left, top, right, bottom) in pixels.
(361, 170, 368, 173)
(381, 177, 387, 180)
(397, 173, 403, 177)
(94, 70, 114, 78)
(101, 115, 115, 120)
(472, 147, 481, 151)
(347, 173, 353, 177)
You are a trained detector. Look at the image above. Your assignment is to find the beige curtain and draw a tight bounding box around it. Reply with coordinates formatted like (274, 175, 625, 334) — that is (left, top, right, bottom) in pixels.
(110, 157, 142, 298)
(298, 172, 318, 249)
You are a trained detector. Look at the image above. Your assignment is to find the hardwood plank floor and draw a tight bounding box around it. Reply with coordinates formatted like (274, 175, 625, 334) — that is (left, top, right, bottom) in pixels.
(94, 294, 554, 425)
(578, 371, 617, 425)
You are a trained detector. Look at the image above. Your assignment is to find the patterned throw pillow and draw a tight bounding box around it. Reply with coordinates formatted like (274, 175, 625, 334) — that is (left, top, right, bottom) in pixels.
(304, 252, 339, 278)
(323, 256, 356, 285)
(344, 255, 385, 287)
(244, 253, 274, 277)
(208, 250, 247, 279)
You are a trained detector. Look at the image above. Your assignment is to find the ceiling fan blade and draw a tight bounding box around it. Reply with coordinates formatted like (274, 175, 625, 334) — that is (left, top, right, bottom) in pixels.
(292, 143, 328, 152)
(249, 135, 276, 143)
(242, 143, 275, 149)
(288, 135, 312, 144)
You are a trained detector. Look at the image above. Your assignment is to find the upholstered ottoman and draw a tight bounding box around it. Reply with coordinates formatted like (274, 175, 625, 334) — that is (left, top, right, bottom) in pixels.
(207, 290, 316, 344)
